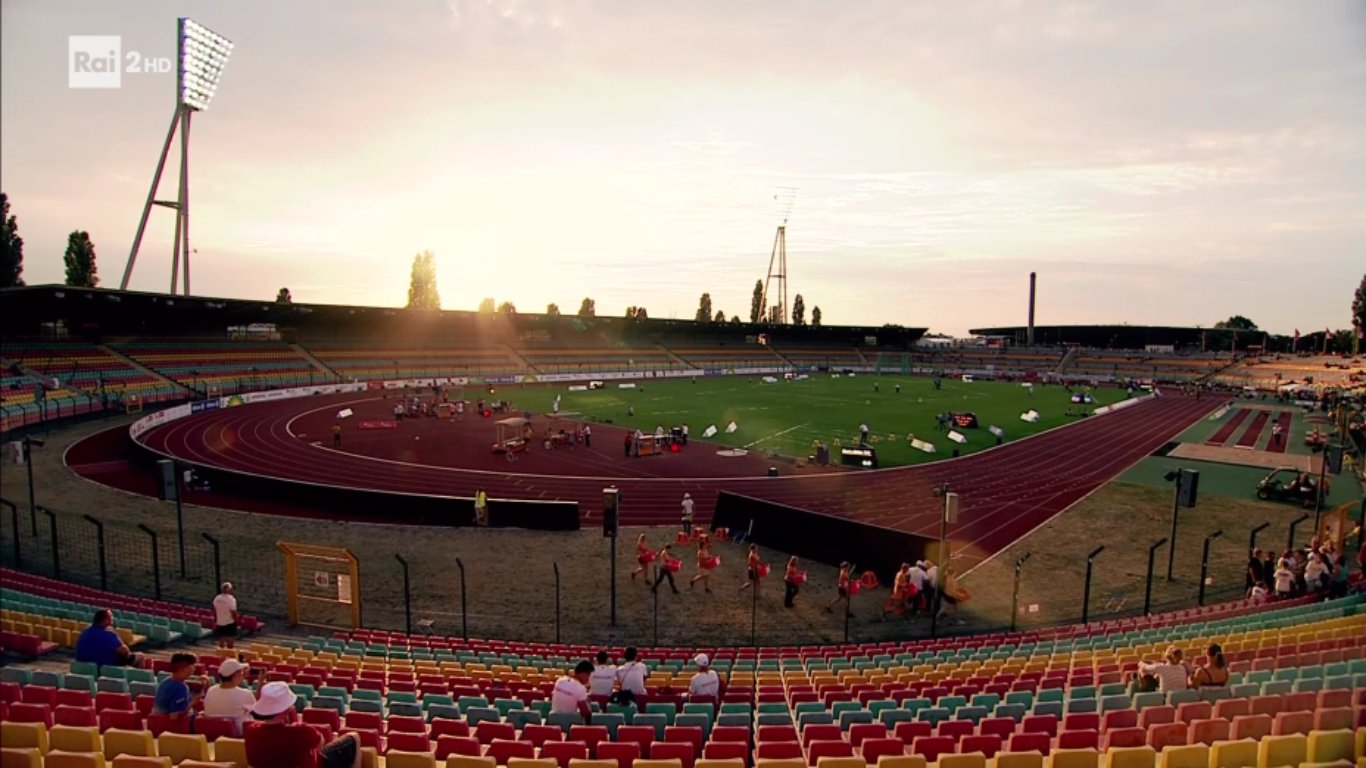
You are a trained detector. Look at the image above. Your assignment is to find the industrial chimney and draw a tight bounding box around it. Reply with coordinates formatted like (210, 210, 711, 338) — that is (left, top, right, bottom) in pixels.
(1027, 272, 1037, 347)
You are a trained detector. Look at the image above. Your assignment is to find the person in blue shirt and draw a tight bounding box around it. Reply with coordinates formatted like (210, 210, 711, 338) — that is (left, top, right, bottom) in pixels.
(75, 609, 133, 668)
(153, 653, 205, 721)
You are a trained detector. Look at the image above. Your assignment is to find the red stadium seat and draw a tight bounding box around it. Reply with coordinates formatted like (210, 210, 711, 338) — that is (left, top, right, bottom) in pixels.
(650, 740, 696, 768)
(597, 741, 640, 768)
(540, 740, 589, 768)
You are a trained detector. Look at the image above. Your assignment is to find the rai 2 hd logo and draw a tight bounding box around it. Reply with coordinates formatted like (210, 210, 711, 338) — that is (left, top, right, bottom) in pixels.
(69, 35, 172, 89)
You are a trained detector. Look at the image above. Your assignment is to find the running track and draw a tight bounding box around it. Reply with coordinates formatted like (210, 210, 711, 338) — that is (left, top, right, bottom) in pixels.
(1206, 408, 1249, 446)
(133, 393, 1217, 573)
(1235, 410, 1271, 448)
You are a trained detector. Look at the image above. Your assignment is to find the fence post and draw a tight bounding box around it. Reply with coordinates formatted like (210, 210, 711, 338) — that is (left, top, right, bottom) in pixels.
(654, 565, 662, 647)
(455, 557, 468, 640)
(201, 533, 221, 592)
(83, 515, 107, 590)
(138, 524, 161, 600)
(1082, 546, 1105, 625)
(39, 506, 59, 579)
(1248, 522, 1270, 558)
(174, 461, 186, 578)
(1198, 530, 1223, 605)
(1010, 553, 1031, 632)
(1287, 514, 1309, 553)
(395, 554, 411, 636)
(25, 437, 42, 536)
(1, 498, 19, 567)
(553, 562, 562, 644)
(1143, 538, 1168, 616)
(843, 564, 855, 643)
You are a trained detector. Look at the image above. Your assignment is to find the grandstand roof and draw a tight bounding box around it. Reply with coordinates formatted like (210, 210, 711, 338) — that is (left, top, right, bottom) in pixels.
(969, 324, 1242, 349)
(1, 285, 927, 347)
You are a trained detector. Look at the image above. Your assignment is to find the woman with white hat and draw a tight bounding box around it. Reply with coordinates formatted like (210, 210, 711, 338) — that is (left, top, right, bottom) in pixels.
(688, 654, 720, 699)
(202, 658, 256, 735)
(244, 681, 361, 768)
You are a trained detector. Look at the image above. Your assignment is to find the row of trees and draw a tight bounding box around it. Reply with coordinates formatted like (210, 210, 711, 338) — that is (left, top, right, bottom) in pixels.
(1, 192, 99, 288)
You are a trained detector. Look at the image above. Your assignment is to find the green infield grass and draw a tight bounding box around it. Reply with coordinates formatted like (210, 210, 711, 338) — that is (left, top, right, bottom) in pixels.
(488, 374, 1129, 467)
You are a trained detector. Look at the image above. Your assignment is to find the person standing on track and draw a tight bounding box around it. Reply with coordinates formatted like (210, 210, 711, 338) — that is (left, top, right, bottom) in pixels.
(583, 424, 591, 448)
(332, 423, 342, 447)
(680, 493, 695, 534)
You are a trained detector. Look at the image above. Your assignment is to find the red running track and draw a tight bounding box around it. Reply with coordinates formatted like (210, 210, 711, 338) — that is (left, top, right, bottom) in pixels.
(131, 392, 1217, 573)
(1265, 411, 1292, 454)
(1235, 410, 1271, 448)
(1206, 408, 1249, 446)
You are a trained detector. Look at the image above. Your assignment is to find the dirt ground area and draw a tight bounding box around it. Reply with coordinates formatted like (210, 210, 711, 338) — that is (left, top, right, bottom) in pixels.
(4, 414, 1357, 648)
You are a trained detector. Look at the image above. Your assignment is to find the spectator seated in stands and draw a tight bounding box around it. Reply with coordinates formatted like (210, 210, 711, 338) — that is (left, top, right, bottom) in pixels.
(74, 608, 134, 668)
(1136, 645, 1190, 692)
(550, 660, 595, 720)
(153, 652, 205, 721)
(203, 658, 257, 736)
(688, 653, 721, 700)
(246, 681, 362, 768)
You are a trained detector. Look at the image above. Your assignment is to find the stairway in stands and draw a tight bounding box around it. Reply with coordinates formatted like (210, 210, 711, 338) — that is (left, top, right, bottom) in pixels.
(498, 344, 539, 376)
(1053, 347, 1078, 376)
(291, 343, 342, 381)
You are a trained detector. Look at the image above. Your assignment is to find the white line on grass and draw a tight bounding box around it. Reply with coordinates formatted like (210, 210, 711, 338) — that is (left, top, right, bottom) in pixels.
(743, 423, 809, 449)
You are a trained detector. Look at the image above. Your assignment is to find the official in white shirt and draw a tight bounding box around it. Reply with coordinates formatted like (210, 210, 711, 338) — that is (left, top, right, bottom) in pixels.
(588, 650, 617, 698)
(551, 661, 595, 720)
(614, 646, 649, 706)
(688, 654, 721, 700)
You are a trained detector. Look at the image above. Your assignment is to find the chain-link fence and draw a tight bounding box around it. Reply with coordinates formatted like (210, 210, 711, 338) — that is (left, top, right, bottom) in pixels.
(1, 496, 1291, 648)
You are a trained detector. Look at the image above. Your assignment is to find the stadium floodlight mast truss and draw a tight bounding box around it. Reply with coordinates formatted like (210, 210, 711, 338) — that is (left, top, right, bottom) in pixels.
(760, 187, 797, 325)
(120, 17, 233, 296)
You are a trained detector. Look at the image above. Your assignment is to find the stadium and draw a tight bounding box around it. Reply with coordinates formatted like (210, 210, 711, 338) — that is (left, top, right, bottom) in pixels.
(3, 5, 1366, 768)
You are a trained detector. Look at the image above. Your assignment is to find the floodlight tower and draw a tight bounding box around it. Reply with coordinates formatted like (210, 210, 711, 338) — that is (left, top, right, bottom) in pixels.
(761, 187, 797, 324)
(120, 17, 233, 296)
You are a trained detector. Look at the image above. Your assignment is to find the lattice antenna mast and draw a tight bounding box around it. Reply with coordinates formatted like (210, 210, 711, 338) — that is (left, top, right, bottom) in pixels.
(761, 187, 797, 324)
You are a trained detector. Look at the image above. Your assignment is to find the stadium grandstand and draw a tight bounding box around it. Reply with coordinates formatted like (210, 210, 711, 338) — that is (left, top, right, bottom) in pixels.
(3, 282, 1362, 768)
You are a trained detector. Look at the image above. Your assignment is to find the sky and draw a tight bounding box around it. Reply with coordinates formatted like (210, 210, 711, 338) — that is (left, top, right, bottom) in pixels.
(2, 0, 1364, 336)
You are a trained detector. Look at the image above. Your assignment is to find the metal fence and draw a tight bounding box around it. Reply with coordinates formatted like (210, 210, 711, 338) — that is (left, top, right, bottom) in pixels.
(3, 494, 1309, 649)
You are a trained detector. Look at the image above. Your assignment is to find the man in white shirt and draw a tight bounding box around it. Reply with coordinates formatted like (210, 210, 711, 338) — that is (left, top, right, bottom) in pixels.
(907, 562, 927, 612)
(212, 582, 239, 649)
(688, 654, 720, 700)
(551, 661, 594, 721)
(680, 494, 695, 535)
(922, 561, 939, 612)
(614, 646, 649, 706)
(588, 651, 617, 698)
(202, 659, 257, 736)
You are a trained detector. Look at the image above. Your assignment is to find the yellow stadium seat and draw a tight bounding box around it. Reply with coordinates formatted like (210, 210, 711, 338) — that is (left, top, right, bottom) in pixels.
(101, 730, 155, 761)
(697, 760, 746, 768)
(633, 761, 685, 768)
(940, 754, 988, 768)
(994, 752, 1045, 768)
(156, 734, 209, 764)
(756, 760, 808, 768)
(50, 727, 102, 754)
(808, 754, 863, 768)
(0, 723, 48, 755)
(875, 755, 928, 768)
(209, 738, 246, 768)
(1208, 739, 1258, 768)
(446, 757, 497, 768)
(176, 762, 235, 768)
(1104, 746, 1156, 768)
(1305, 730, 1355, 764)
(0, 748, 41, 768)
(110, 759, 170, 768)
(1048, 749, 1100, 768)
(1155, 744, 1207, 768)
(507, 760, 559, 768)
(1255, 733, 1306, 768)
(386, 751, 437, 768)
(568, 761, 620, 768)
(44, 752, 107, 768)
